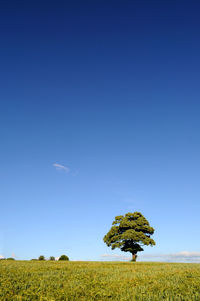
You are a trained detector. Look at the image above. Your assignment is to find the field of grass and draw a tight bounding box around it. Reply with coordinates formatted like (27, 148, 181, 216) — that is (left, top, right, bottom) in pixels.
(0, 261, 200, 300)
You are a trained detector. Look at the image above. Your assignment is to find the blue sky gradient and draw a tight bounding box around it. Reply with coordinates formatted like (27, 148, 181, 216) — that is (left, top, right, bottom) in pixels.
(1, 1, 200, 261)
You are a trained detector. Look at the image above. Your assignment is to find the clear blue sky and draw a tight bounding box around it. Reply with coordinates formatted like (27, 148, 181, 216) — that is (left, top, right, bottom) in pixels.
(1, 1, 200, 262)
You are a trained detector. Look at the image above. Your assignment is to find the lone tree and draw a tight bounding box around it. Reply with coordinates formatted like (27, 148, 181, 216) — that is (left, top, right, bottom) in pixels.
(103, 212, 155, 261)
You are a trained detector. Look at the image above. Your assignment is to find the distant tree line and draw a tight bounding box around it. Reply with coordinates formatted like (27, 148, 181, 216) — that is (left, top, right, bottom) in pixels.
(33, 254, 69, 261)
(0, 255, 69, 261)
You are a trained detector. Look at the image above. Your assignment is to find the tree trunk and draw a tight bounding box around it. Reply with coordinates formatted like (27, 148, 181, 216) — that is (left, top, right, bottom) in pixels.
(132, 254, 137, 262)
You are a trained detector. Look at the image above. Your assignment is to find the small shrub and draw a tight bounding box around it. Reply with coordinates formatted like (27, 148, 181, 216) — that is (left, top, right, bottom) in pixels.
(6, 258, 15, 260)
(58, 255, 69, 261)
(38, 255, 45, 261)
(49, 256, 55, 261)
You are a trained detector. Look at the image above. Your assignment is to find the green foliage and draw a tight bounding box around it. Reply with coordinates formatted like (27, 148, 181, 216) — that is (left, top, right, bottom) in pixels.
(6, 257, 15, 260)
(49, 256, 55, 261)
(0, 261, 200, 300)
(58, 254, 69, 261)
(104, 212, 155, 259)
(38, 255, 45, 261)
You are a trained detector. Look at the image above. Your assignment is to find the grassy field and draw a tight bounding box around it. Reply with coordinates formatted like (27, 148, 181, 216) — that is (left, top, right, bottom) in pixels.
(0, 261, 200, 300)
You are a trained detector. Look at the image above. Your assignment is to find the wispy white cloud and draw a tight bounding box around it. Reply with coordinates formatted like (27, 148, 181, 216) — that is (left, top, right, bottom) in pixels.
(140, 251, 200, 262)
(0, 255, 4, 259)
(100, 254, 130, 261)
(53, 163, 70, 172)
(100, 251, 200, 262)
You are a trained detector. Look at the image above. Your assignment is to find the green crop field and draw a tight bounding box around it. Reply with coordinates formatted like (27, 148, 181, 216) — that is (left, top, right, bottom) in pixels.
(0, 261, 200, 300)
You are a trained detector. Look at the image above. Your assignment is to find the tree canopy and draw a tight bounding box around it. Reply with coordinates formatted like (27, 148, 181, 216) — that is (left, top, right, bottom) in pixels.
(103, 212, 155, 261)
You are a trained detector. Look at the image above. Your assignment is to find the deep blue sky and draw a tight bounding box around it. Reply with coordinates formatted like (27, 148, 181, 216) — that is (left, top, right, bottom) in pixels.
(1, 1, 200, 261)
